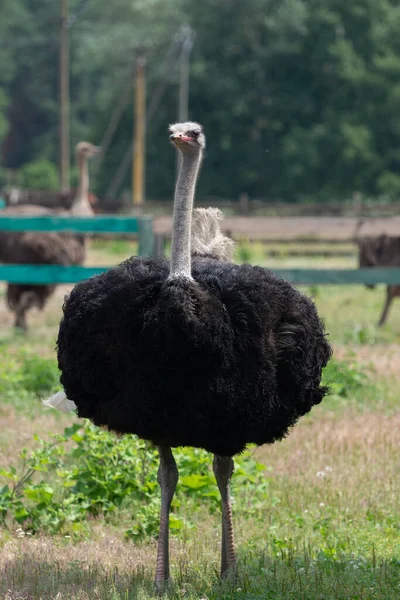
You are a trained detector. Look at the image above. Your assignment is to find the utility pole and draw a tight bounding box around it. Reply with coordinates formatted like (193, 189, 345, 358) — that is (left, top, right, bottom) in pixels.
(60, 0, 70, 194)
(178, 26, 195, 122)
(177, 26, 195, 172)
(132, 57, 146, 208)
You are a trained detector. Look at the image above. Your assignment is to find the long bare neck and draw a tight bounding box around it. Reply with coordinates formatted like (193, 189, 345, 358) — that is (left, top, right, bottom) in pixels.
(169, 148, 203, 279)
(71, 154, 92, 216)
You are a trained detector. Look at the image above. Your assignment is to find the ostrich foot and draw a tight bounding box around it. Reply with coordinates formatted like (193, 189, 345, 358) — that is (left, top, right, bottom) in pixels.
(213, 455, 237, 578)
(155, 577, 173, 595)
(155, 446, 178, 590)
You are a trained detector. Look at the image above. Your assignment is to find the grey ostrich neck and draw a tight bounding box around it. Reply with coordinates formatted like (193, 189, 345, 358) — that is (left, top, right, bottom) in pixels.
(72, 154, 91, 215)
(169, 147, 203, 279)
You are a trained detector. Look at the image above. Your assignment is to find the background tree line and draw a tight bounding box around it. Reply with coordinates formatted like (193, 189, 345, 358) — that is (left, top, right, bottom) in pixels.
(1, 0, 400, 204)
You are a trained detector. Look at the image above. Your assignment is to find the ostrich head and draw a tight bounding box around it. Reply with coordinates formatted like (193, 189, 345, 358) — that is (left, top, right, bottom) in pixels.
(75, 142, 101, 161)
(169, 122, 206, 152)
(71, 142, 101, 216)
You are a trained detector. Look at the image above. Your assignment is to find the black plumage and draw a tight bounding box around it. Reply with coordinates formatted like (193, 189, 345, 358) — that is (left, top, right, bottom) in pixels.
(58, 255, 331, 456)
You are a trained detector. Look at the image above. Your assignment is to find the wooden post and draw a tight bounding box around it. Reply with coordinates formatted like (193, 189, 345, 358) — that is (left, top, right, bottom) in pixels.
(178, 27, 194, 123)
(133, 57, 146, 208)
(239, 192, 250, 216)
(353, 191, 363, 217)
(177, 26, 195, 174)
(60, 0, 70, 194)
(153, 233, 166, 257)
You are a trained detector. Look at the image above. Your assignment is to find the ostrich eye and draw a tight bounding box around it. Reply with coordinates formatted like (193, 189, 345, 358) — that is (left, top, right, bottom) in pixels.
(192, 130, 201, 137)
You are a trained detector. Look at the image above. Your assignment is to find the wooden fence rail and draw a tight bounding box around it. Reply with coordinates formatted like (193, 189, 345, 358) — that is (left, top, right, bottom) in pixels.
(0, 265, 399, 285)
(0, 215, 154, 257)
(0, 215, 151, 234)
(274, 268, 400, 285)
(0, 215, 399, 286)
(0, 214, 154, 284)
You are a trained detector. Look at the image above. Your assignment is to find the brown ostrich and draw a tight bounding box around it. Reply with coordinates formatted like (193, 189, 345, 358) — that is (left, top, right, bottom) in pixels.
(358, 234, 400, 327)
(0, 142, 100, 331)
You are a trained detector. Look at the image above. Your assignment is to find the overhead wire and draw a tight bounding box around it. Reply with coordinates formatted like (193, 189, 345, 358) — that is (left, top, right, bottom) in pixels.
(93, 83, 133, 177)
(105, 30, 185, 199)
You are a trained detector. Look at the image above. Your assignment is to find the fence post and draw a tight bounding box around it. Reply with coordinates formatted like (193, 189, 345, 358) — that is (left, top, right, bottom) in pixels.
(138, 216, 154, 256)
(153, 233, 166, 257)
(239, 192, 250, 216)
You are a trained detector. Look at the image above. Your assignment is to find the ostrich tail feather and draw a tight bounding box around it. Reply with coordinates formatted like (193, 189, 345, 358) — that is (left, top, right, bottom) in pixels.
(42, 390, 77, 413)
(191, 207, 235, 261)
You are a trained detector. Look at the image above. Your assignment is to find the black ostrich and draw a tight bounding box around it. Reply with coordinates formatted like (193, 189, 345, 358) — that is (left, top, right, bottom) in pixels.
(44, 122, 332, 587)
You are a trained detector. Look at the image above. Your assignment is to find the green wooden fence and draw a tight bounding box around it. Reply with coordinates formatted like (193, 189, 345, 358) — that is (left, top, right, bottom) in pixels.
(0, 214, 153, 239)
(0, 214, 154, 283)
(273, 268, 400, 285)
(0, 265, 399, 285)
(0, 214, 400, 285)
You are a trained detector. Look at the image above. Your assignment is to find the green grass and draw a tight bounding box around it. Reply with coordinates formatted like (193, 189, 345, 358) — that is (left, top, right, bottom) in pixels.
(0, 240, 399, 598)
(1, 544, 399, 599)
(310, 285, 400, 345)
(91, 238, 138, 257)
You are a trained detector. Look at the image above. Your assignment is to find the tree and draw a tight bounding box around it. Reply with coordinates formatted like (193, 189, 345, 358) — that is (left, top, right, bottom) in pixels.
(2, 0, 400, 202)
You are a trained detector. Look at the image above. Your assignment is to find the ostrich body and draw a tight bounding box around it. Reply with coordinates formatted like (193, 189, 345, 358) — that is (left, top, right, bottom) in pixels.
(48, 123, 332, 586)
(0, 142, 100, 330)
(358, 235, 400, 327)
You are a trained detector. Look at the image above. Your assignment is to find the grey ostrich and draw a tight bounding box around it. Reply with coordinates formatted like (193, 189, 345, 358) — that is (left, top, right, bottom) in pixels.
(0, 142, 100, 330)
(45, 122, 332, 587)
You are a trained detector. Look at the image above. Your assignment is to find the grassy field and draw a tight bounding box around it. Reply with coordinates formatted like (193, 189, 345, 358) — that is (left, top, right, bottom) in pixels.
(0, 239, 399, 600)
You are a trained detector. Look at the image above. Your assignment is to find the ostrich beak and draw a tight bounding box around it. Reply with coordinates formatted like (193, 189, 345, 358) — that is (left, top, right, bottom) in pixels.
(169, 135, 192, 144)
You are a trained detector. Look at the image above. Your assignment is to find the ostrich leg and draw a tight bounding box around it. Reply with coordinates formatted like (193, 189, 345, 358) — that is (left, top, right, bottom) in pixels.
(11, 290, 37, 332)
(213, 455, 237, 577)
(14, 310, 28, 332)
(155, 446, 179, 590)
(378, 286, 394, 327)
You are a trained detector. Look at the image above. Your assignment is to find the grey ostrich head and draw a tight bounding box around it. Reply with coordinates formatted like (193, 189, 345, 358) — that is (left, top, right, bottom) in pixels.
(72, 142, 101, 216)
(169, 122, 206, 152)
(75, 142, 102, 161)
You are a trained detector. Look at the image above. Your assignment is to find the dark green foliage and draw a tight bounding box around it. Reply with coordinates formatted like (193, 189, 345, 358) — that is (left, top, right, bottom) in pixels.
(1, 0, 400, 202)
(0, 423, 267, 538)
(0, 349, 60, 398)
(322, 356, 369, 401)
(20, 159, 59, 191)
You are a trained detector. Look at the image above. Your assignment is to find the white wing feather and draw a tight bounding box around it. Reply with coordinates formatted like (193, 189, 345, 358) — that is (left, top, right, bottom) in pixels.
(42, 391, 77, 413)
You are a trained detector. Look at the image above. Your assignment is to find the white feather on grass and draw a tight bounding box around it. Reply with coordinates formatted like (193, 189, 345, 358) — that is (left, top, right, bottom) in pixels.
(42, 391, 77, 413)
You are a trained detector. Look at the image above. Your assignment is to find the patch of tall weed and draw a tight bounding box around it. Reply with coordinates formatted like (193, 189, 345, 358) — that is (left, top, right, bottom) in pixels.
(0, 424, 268, 540)
(0, 349, 59, 397)
(322, 356, 373, 412)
